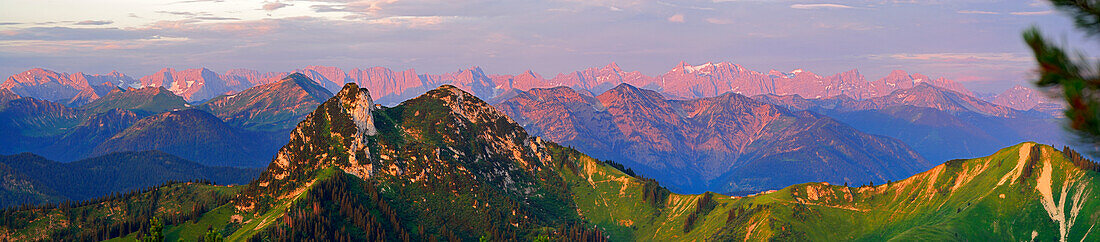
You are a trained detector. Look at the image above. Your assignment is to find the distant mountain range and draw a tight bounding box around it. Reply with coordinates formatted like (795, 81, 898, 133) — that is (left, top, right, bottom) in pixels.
(1, 63, 1063, 116)
(0, 150, 259, 208)
(1, 82, 1094, 241)
(0, 73, 332, 167)
(495, 83, 929, 194)
(753, 84, 1069, 163)
(0, 64, 1075, 186)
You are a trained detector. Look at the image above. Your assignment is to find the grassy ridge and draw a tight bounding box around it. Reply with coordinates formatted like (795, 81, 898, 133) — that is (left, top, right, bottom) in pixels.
(554, 142, 1100, 241)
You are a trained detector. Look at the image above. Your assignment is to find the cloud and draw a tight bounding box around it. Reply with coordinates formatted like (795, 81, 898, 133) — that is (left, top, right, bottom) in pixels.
(194, 16, 242, 21)
(813, 22, 880, 31)
(152, 10, 241, 21)
(656, 1, 715, 11)
(173, 0, 225, 3)
(362, 16, 454, 28)
(144, 19, 281, 37)
(262, 2, 290, 11)
(311, 0, 399, 14)
(1010, 10, 1053, 16)
(311, 5, 347, 13)
(156, 11, 200, 16)
(74, 20, 114, 25)
(706, 18, 733, 25)
(0, 27, 157, 41)
(878, 52, 1031, 63)
(790, 3, 855, 10)
(957, 10, 998, 14)
(667, 13, 684, 23)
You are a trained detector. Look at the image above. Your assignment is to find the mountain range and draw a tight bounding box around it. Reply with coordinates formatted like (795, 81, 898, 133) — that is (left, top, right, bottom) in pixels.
(753, 84, 1069, 163)
(0, 83, 1094, 241)
(0, 73, 333, 167)
(0, 66, 1075, 186)
(0, 150, 259, 208)
(1, 63, 1062, 116)
(495, 83, 929, 194)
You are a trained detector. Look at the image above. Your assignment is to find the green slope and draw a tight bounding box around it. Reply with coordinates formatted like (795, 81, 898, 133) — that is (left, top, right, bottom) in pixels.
(560, 142, 1099, 241)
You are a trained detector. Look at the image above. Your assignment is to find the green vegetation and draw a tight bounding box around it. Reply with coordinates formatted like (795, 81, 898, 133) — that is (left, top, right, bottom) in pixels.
(0, 180, 238, 241)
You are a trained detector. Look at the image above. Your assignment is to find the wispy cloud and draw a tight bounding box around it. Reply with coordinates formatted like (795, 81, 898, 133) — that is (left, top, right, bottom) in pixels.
(656, 1, 715, 11)
(0, 27, 157, 41)
(74, 20, 114, 25)
(877, 52, 1032, 63)
(363, 16, 455, 28)
(790, 3, 855, 10)
(1010, 10, 1053, 16)
(706, 18, 733, 25)
(957, 10, 998, 14)
(262, 2, 290, 11)
(813, 22, 880, 31)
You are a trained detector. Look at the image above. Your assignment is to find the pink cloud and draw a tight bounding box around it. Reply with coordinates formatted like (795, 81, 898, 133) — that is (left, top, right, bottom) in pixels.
(667, 14, 684, 23)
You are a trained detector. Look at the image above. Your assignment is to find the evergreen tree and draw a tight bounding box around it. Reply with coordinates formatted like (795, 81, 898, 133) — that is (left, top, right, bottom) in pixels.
(140, 217, 164, 242)
(1025, 0, 1100, 150)
(203, 226, 224, 242)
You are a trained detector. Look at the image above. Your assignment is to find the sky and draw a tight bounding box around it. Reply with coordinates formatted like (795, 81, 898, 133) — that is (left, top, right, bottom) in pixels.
(0, 0, 1094, 93)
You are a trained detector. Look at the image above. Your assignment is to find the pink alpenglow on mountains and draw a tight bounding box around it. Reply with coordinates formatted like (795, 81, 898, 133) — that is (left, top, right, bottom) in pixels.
(992, 85, 1064, 114)
(1, 62, 1042, 111)
(1, 68, 131, 106)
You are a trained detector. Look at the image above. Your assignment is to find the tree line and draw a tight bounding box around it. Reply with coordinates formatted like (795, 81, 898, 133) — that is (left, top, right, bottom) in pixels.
(0, 179, 229, 241)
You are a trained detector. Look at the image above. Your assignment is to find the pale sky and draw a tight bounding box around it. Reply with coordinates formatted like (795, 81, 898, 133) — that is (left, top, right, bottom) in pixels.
(0, 0, 1092, 93)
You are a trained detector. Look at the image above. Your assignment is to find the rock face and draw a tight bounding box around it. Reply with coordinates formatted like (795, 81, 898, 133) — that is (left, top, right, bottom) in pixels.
(251, 83, 543, 186)
(497, 83, 930, 193)
(139, 68, 238, 101)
